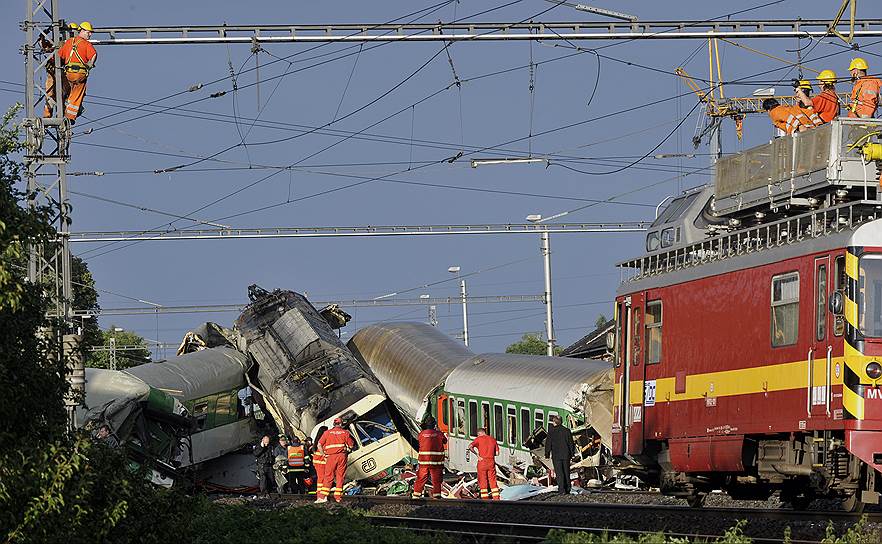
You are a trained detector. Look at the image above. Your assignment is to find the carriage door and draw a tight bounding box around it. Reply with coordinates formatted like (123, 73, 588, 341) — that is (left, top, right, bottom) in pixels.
(627, 293, 646, 455)
(810, 257, 832, 418)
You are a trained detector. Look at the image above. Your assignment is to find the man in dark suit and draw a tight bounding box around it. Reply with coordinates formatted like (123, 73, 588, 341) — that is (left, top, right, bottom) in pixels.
(545, 415, 575, 494)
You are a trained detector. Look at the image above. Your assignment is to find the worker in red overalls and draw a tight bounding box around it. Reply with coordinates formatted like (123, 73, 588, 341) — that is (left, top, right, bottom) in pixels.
(317, 418, 354, 503)
(468, 427, 500, 500)
(311, 427, 328, 502)
(412, 415, 447, 499)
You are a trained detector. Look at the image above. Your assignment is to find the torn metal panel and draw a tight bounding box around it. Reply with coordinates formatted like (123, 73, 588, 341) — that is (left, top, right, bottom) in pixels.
(177, 321, 237, 355)
(347, 322, 473, 435)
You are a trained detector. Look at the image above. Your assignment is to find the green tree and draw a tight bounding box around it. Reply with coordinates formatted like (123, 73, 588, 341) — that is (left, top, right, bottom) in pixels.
(505, 332, 562, 356)
(594, 314, 610, 330)
(86, 326, 151, 369)
(71, 255, 102, 357)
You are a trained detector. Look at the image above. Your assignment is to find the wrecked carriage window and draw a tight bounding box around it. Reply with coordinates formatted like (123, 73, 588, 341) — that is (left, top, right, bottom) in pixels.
(456, 399, 466, 436)
(468, 399, 478, 438)
(507, 406, 517, 446)
(493, 404, 504, 443)
(353, 404, 398, 445)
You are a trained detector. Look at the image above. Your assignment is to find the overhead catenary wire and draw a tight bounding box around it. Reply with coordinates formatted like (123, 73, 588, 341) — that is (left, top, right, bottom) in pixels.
(74, 3, 860, 260)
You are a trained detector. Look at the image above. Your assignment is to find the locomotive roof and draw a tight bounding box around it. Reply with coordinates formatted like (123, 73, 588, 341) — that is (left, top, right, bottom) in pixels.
(617, 200, 882, 295)
(445, 353, 612, 411)
(126, 346, 248, 401)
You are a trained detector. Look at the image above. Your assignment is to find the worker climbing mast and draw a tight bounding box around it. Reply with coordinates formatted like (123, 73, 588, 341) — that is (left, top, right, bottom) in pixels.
(22, 0, 85, 424)
(43, 21, 96, 122)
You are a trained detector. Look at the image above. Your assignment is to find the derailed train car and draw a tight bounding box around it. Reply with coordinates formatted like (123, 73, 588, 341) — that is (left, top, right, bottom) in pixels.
(235, 285, 414, 480)
(78, 345, 263, 488)
(348, 322, 613, 477)
(76, 368, 193, 485)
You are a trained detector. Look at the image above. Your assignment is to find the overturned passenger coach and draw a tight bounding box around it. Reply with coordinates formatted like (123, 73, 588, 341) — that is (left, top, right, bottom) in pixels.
(348, 322, 614, 476)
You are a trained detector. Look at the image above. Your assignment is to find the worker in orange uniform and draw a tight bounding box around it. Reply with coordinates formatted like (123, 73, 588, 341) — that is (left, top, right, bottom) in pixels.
(286, 436, 308, 494)
(762, 98, 813, 136)
(43, 21, 96, 123)
(412, 415, 447, 499)
(848, 58, 880, 119)
(803, 70, 841, 123)
(792, 80, 823, 127)
(468, 427, 500, 500)
(311, 427, 327, 501)
(316, 417, 354, 503)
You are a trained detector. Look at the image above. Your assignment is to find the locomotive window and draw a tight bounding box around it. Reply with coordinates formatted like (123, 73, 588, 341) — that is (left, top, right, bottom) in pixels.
(493, 404, 504, 443)
(771, 272, 800, 347)
(816, 264, 827, 341)
(660, 227, 675, 248)
(481, 402, 490, 434)
(645, 301, 663, 364)
(646, 232, 660, 252)
(520, 407, 531, 444)
(534, 409, 545, 433)
(834, 256, 846, 336)
(447, 397, 454, 431)
(456, 399, 466, 436)
(859, 255, 882, 337)
(468, 400, 477, 438)
(507, 406, 518, 446)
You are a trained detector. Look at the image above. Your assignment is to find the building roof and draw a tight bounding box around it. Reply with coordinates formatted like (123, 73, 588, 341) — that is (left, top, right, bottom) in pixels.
(560, 319, 614, 358)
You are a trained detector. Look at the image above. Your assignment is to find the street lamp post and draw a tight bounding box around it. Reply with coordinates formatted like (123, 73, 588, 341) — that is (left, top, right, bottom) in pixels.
(448, 266, 469, 346)
(528, 215, 555, 356)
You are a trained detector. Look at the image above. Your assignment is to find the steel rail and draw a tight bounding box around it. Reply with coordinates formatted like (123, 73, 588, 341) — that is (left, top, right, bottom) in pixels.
(368, 515, 817, 544)
(86, 20, 882, 45)
(68, 222, 649, 243)
(69, 294, 545, 318)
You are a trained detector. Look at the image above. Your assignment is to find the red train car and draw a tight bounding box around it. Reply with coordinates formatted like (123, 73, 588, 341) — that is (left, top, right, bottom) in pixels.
(612, 118, 882, 509)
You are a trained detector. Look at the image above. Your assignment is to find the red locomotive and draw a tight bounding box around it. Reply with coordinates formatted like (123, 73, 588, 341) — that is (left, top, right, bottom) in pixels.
(612, 118, 882, 510)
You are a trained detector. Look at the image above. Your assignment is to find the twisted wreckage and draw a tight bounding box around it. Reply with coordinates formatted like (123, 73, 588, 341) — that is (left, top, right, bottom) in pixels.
(77, 285, 613, 493)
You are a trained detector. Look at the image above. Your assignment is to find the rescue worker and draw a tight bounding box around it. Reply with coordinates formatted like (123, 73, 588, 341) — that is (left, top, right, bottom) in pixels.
(312, 427, 328, 501)
(792, 80, 823, 127)
(545, 415, 576, 495)
(468, 427, 500, 500)
(43, 21, 96, 122)
(412, 415, 447, 499)
(302, 436, 315, 496)
(847, 58, 881, 119)
(806, 70, 841, 123)
(286, 436, 308, 495)
(317, 417, 354, 503)
(253, 435, 274, 496)
(272, 435, 291, 494)
(762, 98, 813, 136)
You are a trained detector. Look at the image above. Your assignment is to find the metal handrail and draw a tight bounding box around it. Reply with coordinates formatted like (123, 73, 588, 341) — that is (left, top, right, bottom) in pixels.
(619, 199, 882, 282)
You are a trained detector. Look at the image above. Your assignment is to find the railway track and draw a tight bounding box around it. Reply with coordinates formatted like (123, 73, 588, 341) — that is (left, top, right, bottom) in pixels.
(368, 515, 825, 543)
(266, 493, 881, 541)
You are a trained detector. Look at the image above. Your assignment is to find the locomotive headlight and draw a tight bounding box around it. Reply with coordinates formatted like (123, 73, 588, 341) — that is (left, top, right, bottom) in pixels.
(866, 361, 882, 380)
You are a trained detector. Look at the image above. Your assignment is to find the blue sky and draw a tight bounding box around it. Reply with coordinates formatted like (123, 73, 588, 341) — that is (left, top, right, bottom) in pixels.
(3, 1, 878, 356)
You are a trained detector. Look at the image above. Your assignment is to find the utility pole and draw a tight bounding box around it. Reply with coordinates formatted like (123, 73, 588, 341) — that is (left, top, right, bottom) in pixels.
(460, 279, 469, 347)
(24, 0, 80, 425)
(428, 305, 438, 327)
(448, 266, 469, 346)
(109, 335, 117, 371)
(541, 232, 555, 356)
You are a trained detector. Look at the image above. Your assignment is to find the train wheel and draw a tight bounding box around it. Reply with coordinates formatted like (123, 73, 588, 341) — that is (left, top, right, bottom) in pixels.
(841, 492, 865, 513)
(686, 492, 706, 508)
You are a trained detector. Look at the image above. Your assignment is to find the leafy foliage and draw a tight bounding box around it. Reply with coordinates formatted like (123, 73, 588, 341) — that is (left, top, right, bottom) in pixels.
(506, 332, 562, 356)
(86, 326, 151, 369)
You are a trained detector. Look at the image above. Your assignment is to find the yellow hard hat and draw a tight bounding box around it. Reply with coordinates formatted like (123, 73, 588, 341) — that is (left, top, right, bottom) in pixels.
(79, 21, 93, 32)
(849, 57, 869, 71)
(69, 22, 79, 30)
(817, 70, 837, 84)
(796, 80, 812, 90)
